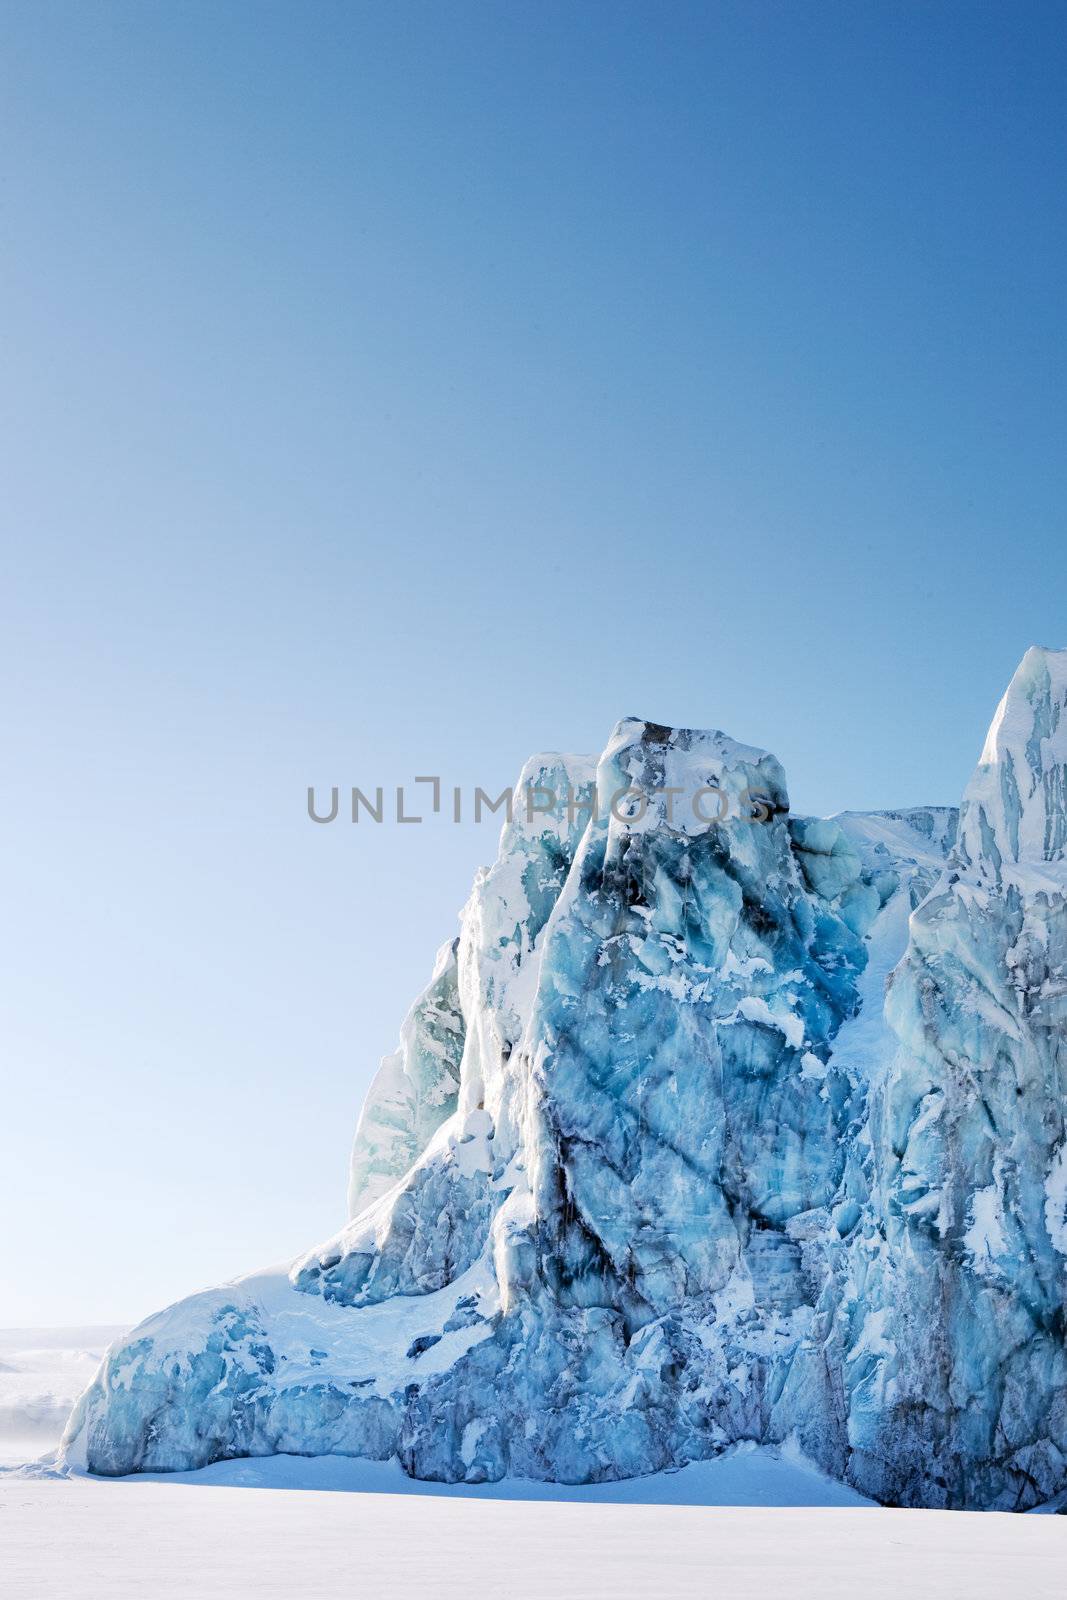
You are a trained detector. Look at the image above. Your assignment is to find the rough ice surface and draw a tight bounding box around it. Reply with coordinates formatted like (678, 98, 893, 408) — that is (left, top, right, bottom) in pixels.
(62, 650, 1067, 1509)
(346, 936, 465, 1219)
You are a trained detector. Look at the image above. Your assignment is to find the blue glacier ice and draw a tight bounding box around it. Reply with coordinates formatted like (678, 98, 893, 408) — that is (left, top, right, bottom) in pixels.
(61, 650, 1067, 1508)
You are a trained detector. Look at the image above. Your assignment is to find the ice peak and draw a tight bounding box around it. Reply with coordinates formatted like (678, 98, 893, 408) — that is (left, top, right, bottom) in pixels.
(599, 717, 790, 827)
(957, 645, 1067, 878)
(607, 716, 776, 771)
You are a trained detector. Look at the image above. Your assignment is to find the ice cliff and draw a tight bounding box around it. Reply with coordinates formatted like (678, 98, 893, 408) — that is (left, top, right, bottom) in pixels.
(61, 649, 1067, 1509)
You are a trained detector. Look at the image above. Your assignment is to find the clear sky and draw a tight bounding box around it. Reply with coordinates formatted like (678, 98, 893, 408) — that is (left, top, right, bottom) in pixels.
(2, 1, 1065, 1324)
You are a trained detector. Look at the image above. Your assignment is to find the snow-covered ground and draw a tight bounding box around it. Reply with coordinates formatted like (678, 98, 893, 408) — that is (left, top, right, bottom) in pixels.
(0, 1327, 126, 1467)
(1, 1331, 1062, 1597)
(1, 1454, 1062, 1600)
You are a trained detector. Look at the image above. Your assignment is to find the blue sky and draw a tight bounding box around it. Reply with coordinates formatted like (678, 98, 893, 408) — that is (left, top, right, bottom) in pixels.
(2, 2, 1065, 1322)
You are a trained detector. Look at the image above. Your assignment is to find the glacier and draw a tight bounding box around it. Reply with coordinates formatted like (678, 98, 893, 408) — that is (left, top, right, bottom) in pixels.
(61, 648, 1067, 1509)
